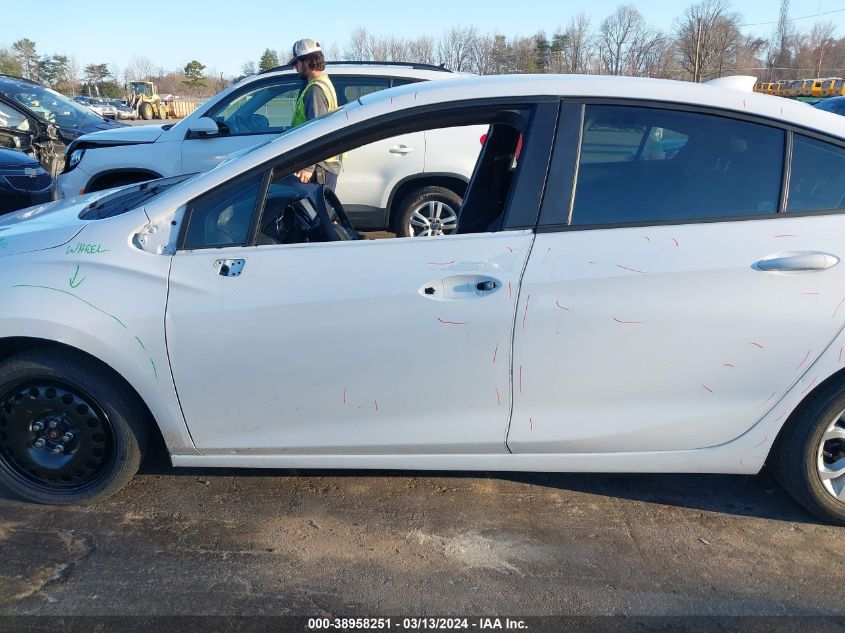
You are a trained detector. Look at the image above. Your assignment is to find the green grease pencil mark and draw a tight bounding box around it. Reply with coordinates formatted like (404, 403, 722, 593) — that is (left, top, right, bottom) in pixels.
(149, 358, 158, 380)
(135, 336, 146, 351)
(13, 285, 127, 329)
(69, 265, 85, 289)
(66, 243, 110, 255)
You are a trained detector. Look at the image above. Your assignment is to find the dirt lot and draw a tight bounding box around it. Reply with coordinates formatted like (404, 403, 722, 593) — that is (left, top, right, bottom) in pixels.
(1, 440, 843, 618)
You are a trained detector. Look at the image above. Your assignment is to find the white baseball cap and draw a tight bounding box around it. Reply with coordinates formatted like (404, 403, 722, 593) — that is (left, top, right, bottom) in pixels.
(288, 38, 323, 64)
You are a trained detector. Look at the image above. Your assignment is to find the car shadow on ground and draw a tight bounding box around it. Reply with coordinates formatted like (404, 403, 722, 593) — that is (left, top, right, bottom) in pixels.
(128, 435, 823, 527)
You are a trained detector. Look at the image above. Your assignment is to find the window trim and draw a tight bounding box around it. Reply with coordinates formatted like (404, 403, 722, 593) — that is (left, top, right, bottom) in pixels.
(176, 96, 559, 250)
(537, 97, 797, 232)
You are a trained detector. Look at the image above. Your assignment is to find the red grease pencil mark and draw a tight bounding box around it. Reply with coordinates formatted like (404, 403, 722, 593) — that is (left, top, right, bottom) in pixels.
(801, 292, 820, 296)
(555, 301, 570, 311)
(672, 238, 679, 247)
(529, 418, 534, 431)
(796, 349, 812, 370)
(644, 235, 651, 243)
(588, 261, 598, 264)
(508, 282, 512, 299)
(840, 346, 843, 363)
(390, 96, 393, 105)
(428, 260, 456, 265)
(519, 366, 524, 395)
(723, 363, 735, 368)
(505, 246, 514, 253)
(774, 234, 795, 238)
(775, 412, 788, 423)
(801, 377, 818, 394)
(437, 317, 466, 326)
(496, 389, 501, 406)
(613, 317, 642, 324)
(343, 388, 347, 404)
(522, 294, 531, 332)
(748, 342, 765, 349)
(702, 385, 714, 394)
(760, 392, 776, 409)
(345, 111, 349, 121)
(616, 264, 646, 274)
(543, 247, 552, 260)
(492, 342, 499, 364)
(742, 99, 746, 108)
(754, 436, 769, 449)
(374, 400, 379, 411)
(414, 92, 418, 100)
(833, 297, 845, 319)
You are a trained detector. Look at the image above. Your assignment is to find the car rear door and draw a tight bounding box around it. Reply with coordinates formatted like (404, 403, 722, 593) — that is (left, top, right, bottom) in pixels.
(509, 101, 845, 453)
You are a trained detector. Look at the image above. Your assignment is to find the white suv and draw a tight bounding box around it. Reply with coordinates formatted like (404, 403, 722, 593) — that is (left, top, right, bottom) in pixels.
(58, 62, 482, 236)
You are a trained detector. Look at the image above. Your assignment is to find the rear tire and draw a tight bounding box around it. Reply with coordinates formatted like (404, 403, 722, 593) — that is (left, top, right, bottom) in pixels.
(773, 380, 845, 525)
(394, 186, 462, 238)
(0, 349, 148, 505)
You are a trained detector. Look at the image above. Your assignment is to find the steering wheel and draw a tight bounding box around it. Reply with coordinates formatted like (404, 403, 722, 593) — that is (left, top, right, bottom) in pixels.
(313, 185, 358, 241)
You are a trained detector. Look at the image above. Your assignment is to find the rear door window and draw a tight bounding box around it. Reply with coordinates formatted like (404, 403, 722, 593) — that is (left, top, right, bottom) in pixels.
(570, 105, 785, 226)
(332, 76, 392, 105)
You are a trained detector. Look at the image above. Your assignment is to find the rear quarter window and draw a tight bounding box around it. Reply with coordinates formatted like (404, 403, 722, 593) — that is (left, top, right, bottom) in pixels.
(787, 135, 845, 213)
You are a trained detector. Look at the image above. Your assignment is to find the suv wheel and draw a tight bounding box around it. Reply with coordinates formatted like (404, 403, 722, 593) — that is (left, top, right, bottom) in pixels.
(395, 187, 461, 238)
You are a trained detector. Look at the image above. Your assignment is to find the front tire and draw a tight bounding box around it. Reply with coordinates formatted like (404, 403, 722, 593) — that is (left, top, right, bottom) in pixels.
(139, 102, 153, 120)
(0, 349, 148, 505)
(394, 186, 461, 238)
(773, 380, 845, 525)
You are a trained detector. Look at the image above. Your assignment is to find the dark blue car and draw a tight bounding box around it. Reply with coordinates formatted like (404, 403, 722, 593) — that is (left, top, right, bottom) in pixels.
(0, 147, 52, 214)
(0, 74, 124, 174)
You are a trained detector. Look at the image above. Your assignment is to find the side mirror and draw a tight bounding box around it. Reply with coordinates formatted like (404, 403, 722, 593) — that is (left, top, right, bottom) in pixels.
(187, 116, 220, 136)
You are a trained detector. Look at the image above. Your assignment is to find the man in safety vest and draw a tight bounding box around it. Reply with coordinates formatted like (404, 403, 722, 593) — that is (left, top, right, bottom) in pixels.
(288, 38, 342, 189)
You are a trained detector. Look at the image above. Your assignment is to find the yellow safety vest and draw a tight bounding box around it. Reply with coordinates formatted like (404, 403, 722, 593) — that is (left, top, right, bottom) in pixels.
(292, 75, 342, 166)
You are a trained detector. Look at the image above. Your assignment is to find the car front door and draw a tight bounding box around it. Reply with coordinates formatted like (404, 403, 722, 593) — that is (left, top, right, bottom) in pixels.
(165, 102, 556, 455)
(181, 77, 304, 174)
(509, 102, 845, 453)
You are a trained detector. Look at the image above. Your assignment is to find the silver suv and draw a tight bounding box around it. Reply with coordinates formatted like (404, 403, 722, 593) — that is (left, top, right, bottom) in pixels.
(59, 62, 481, 236)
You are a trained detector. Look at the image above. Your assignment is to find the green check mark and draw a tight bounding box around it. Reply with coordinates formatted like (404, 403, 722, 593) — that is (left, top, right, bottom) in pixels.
(69, 265, 86, 289)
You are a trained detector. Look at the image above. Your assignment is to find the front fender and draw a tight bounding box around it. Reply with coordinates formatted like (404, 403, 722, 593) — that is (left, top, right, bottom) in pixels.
(0, 223, 197, 456)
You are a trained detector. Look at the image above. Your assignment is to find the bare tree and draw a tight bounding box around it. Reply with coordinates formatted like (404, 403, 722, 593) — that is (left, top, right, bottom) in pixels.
(564, 12, 593, 73)
(65, 55, 80, 95)
(469, 33, 495, 74)
(127, 55, 156, 81)
(675, 0, 742, 81)
(345, 27, 372, 61)
(599, 4, 651, 75)
(407, 36, 437, 65)
(436, 26, 479, 71)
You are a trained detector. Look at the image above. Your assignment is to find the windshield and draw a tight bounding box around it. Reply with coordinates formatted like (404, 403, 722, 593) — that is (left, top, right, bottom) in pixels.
(8, 83, 103, 127)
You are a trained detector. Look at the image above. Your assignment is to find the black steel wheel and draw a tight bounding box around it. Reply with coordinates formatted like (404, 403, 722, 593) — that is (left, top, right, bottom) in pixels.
(0, 349, 148, 505)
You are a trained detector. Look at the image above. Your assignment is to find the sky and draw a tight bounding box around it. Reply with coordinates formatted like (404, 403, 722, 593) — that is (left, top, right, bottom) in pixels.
(6, 0, 845, 77)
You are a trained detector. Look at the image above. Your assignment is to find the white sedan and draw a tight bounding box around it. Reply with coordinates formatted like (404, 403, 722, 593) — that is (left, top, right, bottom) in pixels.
(1, 74, 844, 525)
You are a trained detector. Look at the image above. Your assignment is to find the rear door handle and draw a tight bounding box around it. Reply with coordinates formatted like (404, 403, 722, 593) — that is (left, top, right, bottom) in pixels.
(389, 145, 413, 155)
(754, 252, 839, 272)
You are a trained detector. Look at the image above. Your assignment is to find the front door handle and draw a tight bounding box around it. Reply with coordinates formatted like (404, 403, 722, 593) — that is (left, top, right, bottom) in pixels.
(214, 258, 245, 277)
(754, 251, 839, 272)
(389, 145, 413, 155)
